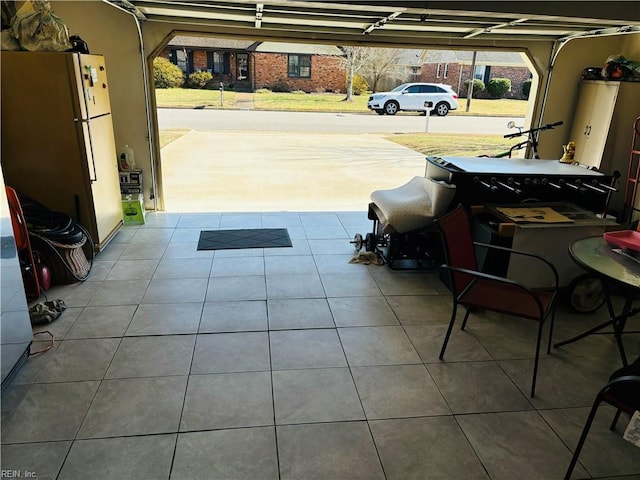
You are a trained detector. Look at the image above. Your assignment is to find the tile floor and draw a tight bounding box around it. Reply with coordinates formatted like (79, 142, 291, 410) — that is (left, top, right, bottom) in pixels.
(1, 210, 640, 480)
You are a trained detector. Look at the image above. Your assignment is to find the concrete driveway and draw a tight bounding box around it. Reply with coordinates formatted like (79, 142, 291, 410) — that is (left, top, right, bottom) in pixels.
(159, 109, 522, 212)
(161, 131, 427, 212)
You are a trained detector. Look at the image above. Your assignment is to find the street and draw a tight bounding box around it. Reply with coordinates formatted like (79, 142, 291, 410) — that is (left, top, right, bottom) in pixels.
(157, 108, 522, 135)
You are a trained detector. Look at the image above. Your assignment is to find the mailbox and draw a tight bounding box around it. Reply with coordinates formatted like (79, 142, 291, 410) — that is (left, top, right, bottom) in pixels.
(423, 101, 433, 132)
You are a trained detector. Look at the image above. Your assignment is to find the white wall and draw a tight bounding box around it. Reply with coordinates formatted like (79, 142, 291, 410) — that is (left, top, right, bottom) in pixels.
(538, 33, 640, 159)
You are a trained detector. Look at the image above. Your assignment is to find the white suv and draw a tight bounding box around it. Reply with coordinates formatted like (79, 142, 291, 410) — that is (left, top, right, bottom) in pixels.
(367, 82, 459, 116)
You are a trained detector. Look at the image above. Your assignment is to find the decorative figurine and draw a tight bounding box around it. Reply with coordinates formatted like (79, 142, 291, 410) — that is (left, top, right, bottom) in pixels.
(560, 141, 576, 163)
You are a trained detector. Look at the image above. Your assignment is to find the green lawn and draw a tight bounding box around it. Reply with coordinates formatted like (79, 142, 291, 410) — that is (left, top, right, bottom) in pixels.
(253, 91, 369, 113)
(385, 133, 520, 158)
(450, 98, 528, 117)
(159, 129, 190, 149)
(155, 88, 235, 108)
(155, 88, 528, 117)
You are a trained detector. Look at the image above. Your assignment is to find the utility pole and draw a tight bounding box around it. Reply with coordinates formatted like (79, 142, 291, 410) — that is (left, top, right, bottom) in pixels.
(465, 51, 477, 113)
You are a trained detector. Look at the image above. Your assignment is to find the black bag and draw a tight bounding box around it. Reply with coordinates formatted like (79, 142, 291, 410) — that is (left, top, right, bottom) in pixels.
(67, 34, 89, 54)
(581, 67, 602, 81)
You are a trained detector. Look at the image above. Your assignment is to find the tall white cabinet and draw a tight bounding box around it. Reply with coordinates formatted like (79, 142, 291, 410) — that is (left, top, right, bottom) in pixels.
(569, 80, 640, 215)
(569, 81, 619, 169)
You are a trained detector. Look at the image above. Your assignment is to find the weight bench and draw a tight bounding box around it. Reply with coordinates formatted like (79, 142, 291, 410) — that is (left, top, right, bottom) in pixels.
(352, 176, 456, 269)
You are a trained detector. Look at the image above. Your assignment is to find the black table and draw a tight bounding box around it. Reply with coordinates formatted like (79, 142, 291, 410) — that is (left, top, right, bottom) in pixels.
(554, 235, 640, 365)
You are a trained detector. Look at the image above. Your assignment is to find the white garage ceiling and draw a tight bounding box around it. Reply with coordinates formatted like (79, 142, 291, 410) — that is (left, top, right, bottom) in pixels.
(110, 1, 640, 44)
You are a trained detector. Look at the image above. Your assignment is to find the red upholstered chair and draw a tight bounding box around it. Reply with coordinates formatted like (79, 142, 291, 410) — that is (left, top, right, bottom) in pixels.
(435, 204, 559, 398)
(564, 357, 640, 479)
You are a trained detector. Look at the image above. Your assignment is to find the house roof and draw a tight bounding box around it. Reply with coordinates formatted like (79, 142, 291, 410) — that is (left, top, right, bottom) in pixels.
(167, 36, 343, 55)
(424, 50, 527, 66)
(249, 42, 343, 55)
(395, 49, 428, 66)
(167, 35, 254, 49)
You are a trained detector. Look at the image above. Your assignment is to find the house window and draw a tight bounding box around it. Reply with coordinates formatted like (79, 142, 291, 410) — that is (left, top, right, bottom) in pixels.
(206, 52, 231, 75)
(169, 48, 192, 74)
(208, 52, 221, 74)
(436, 63, 442, 78)
(474, 65, 486, 80)
(288, 55, 311, 78)
(443, 63, 449, 79)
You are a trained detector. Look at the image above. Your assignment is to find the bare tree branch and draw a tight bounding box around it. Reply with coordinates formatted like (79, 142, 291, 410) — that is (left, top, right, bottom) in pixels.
(339, 46, 370, 101)
(360, 48, 407, 92)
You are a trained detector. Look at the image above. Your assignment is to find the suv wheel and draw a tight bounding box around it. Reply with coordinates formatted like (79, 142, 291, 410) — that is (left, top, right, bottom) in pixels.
(434, 102, 449, 116)
(384, 101, 399, 115)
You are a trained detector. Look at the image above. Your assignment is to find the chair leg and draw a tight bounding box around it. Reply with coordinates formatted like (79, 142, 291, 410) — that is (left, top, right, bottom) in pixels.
(439, 303, 458, 360)
(531, 319, 545, 398)
(610, 409, 622, 431)
(547, 310, 556, 355)
(564, 396, 604, 480)
(460, 308, 472, 330)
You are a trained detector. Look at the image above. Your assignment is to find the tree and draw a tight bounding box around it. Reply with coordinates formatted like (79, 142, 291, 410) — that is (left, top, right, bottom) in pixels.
(340, 46, 370, 101)
(360, 48, 406, 92)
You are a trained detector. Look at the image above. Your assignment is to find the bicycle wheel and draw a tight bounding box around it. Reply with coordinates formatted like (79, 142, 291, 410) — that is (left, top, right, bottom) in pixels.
(568, 273, 606, 314)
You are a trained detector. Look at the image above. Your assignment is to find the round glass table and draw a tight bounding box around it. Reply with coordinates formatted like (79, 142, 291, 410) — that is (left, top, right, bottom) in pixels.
(554, 235, 640, 365)
(569, 235, 640, 289)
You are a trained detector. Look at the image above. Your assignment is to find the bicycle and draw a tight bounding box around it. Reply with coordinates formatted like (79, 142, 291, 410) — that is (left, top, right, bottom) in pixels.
(487, 120, 563, 159)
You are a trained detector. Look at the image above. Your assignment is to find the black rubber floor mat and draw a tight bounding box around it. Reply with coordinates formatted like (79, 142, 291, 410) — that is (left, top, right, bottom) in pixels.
(197, 228, 292, 250)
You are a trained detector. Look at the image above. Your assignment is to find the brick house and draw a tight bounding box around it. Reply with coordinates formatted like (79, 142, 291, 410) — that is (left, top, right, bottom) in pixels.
(372, 49, 426, 92)
(159, 36, 346, 92)
(420, 50, 532, 99)
(161, 37, 252, 90)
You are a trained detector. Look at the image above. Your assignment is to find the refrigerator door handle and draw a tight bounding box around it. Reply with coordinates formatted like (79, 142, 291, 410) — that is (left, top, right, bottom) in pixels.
(76, 54, 98, 183)
(75, 117, 98, 183)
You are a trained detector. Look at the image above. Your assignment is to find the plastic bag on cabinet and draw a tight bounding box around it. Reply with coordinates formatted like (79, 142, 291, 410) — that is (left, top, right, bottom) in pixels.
(10, 0, 71, 51)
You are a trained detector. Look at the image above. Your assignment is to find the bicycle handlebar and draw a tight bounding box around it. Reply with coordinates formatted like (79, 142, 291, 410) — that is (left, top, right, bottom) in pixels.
(504, 121, 563, 139)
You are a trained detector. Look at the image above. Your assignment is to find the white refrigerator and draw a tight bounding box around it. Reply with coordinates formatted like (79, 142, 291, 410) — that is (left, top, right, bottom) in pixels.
(1, 51, 123, 251)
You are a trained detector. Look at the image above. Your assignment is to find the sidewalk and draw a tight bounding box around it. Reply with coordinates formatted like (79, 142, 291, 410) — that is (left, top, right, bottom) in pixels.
(232, 92, 254, 110)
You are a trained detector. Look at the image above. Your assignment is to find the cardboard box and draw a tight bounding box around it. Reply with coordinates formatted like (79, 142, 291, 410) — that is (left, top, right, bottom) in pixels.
(121, 194, 146, 225)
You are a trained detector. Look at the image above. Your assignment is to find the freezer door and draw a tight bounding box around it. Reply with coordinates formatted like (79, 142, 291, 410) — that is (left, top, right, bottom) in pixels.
(73, 53, 112, 119)
(80, 114, 123, 247)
